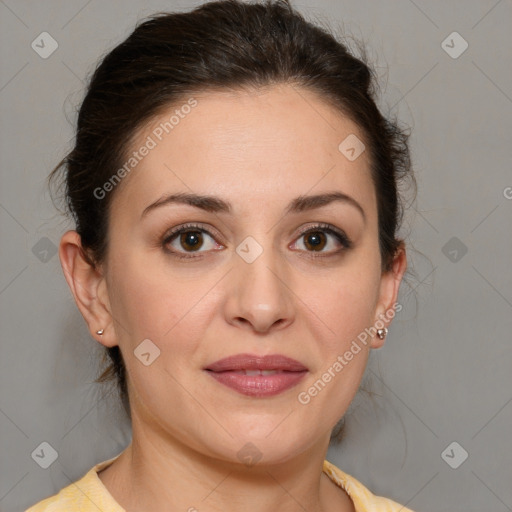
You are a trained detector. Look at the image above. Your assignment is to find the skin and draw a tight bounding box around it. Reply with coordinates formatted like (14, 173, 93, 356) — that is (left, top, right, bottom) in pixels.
(59, 83, 407, 512)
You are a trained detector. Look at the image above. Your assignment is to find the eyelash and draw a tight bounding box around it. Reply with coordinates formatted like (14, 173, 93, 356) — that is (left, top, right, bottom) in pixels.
(162, 222, 352, 260)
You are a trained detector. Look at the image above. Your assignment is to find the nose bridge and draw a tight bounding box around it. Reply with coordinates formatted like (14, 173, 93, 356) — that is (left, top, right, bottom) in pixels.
(227, 232, 294, 331)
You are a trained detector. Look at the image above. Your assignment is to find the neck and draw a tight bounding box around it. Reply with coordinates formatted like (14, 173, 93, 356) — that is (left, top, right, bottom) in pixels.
(98, 414, 354, 512)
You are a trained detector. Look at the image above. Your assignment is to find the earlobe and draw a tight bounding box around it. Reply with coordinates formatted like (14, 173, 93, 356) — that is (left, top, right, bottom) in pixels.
(370, 243, 407, 349)
(58, 230, 116, 347)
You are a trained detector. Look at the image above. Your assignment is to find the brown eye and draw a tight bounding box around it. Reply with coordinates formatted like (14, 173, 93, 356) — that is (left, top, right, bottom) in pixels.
(303, 231, 327, 252)
(163, 223, 222, 259)
(292, 224, 352, 257)
(178, 230, 204, 252)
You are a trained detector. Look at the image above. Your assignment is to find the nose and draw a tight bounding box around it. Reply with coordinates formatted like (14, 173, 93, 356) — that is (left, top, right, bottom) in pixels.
(223, 243, 295, 334)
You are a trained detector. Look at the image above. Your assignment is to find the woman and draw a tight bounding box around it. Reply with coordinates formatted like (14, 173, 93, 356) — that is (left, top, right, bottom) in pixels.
(26, 0, 415, 510)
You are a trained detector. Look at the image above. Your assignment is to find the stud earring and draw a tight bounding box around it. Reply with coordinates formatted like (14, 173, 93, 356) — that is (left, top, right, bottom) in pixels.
(376, 327, 388, 340)
(96, 329, 104, 335)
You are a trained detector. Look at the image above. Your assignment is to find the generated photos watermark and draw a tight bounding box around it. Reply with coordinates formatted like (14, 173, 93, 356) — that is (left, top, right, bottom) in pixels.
(93, 97, 198, 200)
(297, 302, 402, 405)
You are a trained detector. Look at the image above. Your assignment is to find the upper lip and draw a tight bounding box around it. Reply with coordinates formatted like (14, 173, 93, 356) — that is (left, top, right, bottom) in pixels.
(205, 353, 308, 372)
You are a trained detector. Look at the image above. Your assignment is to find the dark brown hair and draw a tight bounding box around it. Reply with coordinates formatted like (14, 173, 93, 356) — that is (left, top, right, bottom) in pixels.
(50, 0, 415, 441)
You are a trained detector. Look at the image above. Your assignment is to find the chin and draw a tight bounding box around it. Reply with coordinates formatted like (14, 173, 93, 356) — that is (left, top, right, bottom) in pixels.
(206, 421, 317, 467)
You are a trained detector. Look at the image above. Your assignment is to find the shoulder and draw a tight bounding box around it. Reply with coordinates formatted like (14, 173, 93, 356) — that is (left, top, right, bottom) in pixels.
(25, 455, 124, 512)
(25, 485, 80, 512)
(323, 459, 416, 512)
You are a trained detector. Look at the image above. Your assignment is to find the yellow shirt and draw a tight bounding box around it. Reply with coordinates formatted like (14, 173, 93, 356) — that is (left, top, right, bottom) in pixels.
(25, 454, 415, 511)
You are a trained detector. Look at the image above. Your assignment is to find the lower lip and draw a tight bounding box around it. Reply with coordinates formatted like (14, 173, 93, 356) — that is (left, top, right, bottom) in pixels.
(205, 370, 307, 397)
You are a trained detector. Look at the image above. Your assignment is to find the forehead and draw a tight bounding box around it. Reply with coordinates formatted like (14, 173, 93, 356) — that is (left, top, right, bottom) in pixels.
(112, 84, 375, 220)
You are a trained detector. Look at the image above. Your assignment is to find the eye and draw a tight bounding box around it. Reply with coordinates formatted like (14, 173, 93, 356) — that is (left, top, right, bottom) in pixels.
(162, 223, 223, 259)
(291, 223, 352, 257)
(162, 222, 352, 261)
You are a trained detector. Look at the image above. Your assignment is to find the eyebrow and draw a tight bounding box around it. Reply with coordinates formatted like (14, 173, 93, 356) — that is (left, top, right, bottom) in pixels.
(141, 191, 366, 222)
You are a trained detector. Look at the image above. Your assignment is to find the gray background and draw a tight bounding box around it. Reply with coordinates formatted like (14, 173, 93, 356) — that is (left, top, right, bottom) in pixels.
(1, 1, 511, 511)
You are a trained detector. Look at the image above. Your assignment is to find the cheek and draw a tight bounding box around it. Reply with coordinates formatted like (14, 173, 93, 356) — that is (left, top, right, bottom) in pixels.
(106, 262, 176, 343)
(303, 264, 380, 354)
(105, 256, 210, 425)
(318, 289, 373, 376)
(292, 265, 379, 416)
(293, 298, 374, 435)
(106, 249, 217, 370)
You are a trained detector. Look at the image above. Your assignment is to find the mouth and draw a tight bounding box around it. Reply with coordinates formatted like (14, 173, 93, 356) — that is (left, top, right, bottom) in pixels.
(204, 353, 308, 397)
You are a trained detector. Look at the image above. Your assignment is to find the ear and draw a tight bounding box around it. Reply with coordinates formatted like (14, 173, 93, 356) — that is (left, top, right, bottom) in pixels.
(59, 230, 116, 348)
(370, 242, 407, 349)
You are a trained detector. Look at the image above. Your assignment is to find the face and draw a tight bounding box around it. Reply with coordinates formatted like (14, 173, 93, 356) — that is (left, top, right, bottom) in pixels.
(69, 83, 405, 465)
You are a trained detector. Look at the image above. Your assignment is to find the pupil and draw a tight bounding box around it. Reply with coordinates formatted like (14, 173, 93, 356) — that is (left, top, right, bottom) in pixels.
(306, 232, 325, 251)
(182, 231, 202, 251)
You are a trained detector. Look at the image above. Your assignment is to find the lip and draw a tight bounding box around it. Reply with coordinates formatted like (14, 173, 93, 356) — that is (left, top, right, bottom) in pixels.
(204, 353, 308, 397)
